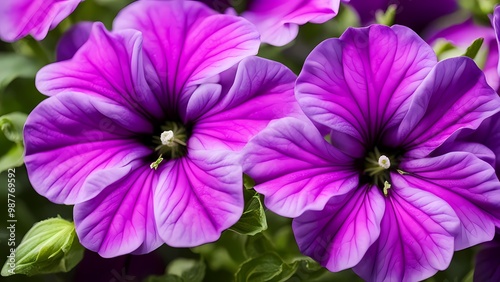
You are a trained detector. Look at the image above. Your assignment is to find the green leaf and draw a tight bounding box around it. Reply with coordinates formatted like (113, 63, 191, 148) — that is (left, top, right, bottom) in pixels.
(459, 0, 498, 16)
(286, 259, 327, 281)
(463, 270, 474, 282)
(375, 4, 397, 26)
(0, 143, 24, 173)
(144, 274, 184, 282)
(1, 217, 84, 277)
(0, 112, 28, 143)
(0, 54, 39, 92)
(243, 174, 255, 190)
(191, 232, 246, 272)
(235, 252, 298, 282)
(236, 252, 330, 282)
(433, 39, 459, 59)
(145, 259, 206, 282)
(245, 234, 275, 258)
(0, 112, 27, 173)
(167, 259, 205, 282)
(230, 193, 268, 235)
(462, 38, 484, 60)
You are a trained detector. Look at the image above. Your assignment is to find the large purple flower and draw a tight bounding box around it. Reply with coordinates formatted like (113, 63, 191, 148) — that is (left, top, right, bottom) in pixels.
(0, 0, 83, 42)
(242, 25, 500, 281)
(24, 1, 300, 257)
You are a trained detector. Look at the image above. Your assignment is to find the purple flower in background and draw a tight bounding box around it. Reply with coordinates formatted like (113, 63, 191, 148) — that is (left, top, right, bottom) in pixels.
(348, 0, 458, 32)
(24, 0, 299, 257)
(56, 0, 342, 57)
(0, 0, 83, 42)
(432, 6, 500, 182)
(183, 0, 342, 46)
(56, 21, 93, 61)
(474, 234, 500, 281)
(240, 0, 342, 46)
(243, 24, 500, 281)
(426, 18, 499, 91)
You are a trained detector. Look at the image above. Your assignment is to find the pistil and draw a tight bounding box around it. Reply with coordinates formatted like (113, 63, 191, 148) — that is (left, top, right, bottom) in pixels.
(150, 122, 188, 170)
(363, 147, 398, 192)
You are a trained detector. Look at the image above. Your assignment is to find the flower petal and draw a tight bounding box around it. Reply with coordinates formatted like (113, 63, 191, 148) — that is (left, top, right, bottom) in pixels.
(394, 57, 500, 158)
(296, 25, 436, 147)
(0, 0, 82, 42)
(184, 83, 222, 123)
(36, 22, 164, 119)
(189, 57, 300, 151)
(458, 112, 500, 175)
(56, 21, 93, 61)
(293, 186, 384, 272)
(400, 152, 500, 249)
(432, 140, 496, 170)
(494, 5, 500, 78)
(242, 118, 359, 217)
(154, 150, 243, 246)
(242, 0, 341, 46)
(24, 92, 151, 204)
(113, 0, 260, 113)
(354, 185, 459, 282)
(74, 163, 162, 258)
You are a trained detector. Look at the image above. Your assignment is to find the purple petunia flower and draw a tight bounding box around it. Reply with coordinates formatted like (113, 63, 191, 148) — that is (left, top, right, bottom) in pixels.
(0, 0, 83, 42)
(426, 6, 500, 176)
(240, 0, 342, 46)
(348, 0, 458, 32)
(426, 18, 499, 91)
(24, 0, 300, 257)
(243, 24, 500, 281)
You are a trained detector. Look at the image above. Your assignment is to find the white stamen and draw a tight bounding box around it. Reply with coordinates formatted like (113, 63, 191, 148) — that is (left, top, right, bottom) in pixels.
(378, 155, 391, 169)
(160, 130, 175, 147)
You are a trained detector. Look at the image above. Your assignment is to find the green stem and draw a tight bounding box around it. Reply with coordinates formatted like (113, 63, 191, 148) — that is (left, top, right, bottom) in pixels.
(21, 37, 52, 64)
